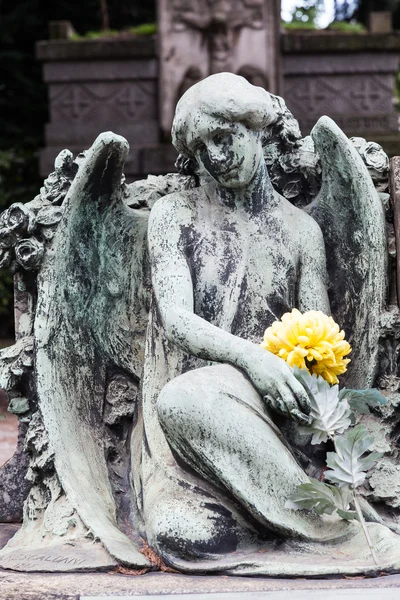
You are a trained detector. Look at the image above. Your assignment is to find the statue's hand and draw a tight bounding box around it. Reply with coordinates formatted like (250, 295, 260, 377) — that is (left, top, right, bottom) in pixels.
(242, 347, 311, 425)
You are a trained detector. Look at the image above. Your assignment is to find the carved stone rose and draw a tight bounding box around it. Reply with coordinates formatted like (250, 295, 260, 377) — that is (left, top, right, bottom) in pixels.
(362, 142, 389, 172)
(350, 137, 389, 192)
(14, 238, 44, 270)
(0, 203, 35, 250)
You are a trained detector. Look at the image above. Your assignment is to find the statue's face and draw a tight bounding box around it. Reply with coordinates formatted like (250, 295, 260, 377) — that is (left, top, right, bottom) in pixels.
(189, 117, 263, 189)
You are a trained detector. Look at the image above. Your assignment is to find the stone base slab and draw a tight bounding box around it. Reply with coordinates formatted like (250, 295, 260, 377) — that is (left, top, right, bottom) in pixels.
(2, 524, 400, 600)
(1, 566, 400, 600)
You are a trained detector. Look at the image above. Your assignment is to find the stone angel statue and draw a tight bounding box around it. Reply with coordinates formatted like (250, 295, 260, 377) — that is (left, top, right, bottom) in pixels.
(0, 73, 399, 576)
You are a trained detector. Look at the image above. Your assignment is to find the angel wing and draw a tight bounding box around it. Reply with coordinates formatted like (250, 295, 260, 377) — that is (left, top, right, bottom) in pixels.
(0, 130, 197, 570)
(33, 132, 151, 567)
(306, 116, 388, 389)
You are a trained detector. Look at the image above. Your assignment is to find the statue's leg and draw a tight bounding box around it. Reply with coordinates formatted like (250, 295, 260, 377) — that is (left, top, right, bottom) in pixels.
(157, 363, 351, 543)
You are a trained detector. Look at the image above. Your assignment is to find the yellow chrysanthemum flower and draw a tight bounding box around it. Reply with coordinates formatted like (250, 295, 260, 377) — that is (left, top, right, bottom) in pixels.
(261, 308, 351, 385)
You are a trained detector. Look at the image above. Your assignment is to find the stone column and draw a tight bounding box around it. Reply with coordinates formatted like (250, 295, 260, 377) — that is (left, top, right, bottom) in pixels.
(158, 0, 282, 138)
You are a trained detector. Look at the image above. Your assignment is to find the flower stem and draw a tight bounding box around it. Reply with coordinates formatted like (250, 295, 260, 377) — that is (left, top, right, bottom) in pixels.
(329, 433, 343, 460)
(353, 490, 379, 566)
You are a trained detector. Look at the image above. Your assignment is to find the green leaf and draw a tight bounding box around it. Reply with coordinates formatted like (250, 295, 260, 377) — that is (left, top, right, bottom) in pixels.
(286, 478, 355, 519)
(339, 388, 388, 416)
(337, 508, 358, 521)
(293, 367, 352, 444)
(363, 389, 388, 406)
(348, 398, 371, 414)
(325, 425, 383, 488)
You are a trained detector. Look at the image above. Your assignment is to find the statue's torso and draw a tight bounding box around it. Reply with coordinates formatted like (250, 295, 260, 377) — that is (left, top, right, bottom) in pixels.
(138, 182, 322, 533)
(183, 184, 307, 341)
(138, 184, 318, 482)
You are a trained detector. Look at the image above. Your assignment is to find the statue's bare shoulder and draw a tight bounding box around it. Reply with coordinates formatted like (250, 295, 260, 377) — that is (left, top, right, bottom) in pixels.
(150, 186, 201, 220)
(278, 194, 325, 254)
(148, 184, 214, 244)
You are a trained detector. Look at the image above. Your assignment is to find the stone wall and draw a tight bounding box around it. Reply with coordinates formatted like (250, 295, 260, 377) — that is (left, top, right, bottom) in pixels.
(36, 37, 175, 180)
(282, 32, 400, 137)
(37, 32, 400, 181)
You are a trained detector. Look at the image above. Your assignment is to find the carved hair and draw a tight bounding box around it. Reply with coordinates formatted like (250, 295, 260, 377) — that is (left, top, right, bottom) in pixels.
(172, 72, 277, 160)
(172, 72, 304, 185)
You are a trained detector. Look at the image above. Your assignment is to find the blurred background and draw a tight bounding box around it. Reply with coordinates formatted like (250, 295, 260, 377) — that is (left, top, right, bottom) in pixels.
(1, 0, 400, 463)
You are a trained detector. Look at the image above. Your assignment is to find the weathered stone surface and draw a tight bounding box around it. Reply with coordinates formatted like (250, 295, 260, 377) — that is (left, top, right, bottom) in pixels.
(37, 28, 400, 181)
(39, 145, 144, 181)
(0, 422, 29, 522)
(82, 592, 400, 600)
(391, 156, 400, 303)
(36, 38, 156, 61)
(283, 50, 400, 135)
(0, 542, 117, 573)
(45, 78, 158, 142)
(43, 59, 158, 82)
(369, 460, 400, 509)
(308, 117, 387, 388)
(37, 41, 159, 180)
(1, 554, 400, 600)
(1, 72, 400, 577)
(158, 0, 282, 135)
(282, 32, 400, 53)
(1, 522, 400, 598)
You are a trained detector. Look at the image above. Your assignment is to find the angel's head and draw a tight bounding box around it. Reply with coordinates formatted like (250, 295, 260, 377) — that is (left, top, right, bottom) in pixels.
(172, 72, 278, 189)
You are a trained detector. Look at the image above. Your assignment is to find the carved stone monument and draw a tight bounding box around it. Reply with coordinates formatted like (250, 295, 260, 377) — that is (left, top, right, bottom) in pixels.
(36, 22, 400, 181)
(158, 0, 282, 136)
(36, 37, 160, 181)
(1, 73, 400, 576)
(282, 33, 400, 136)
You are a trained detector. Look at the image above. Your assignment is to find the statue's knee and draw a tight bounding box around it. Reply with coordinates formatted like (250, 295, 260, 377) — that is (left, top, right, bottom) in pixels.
(157, 376, 196, 435)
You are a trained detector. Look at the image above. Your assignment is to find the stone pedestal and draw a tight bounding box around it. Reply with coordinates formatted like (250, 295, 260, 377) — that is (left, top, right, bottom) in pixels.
(1, 522, 400, 600)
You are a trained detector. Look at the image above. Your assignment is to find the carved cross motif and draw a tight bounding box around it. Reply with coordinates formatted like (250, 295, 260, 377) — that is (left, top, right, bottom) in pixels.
(289, 80, 331, 113)
(58, 86, 91, 119)
(113, 86, 147, 118)
(350, 80, 383, 112)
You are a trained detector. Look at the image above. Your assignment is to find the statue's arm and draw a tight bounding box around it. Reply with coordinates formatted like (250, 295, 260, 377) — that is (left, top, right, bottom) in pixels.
(148, 196, 311, 423)
(297, 218, 330, 314)
(148, 196, 253, 364)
